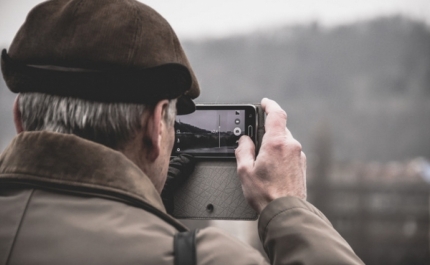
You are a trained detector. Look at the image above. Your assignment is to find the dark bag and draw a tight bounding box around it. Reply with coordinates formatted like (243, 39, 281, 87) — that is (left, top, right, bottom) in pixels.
(174, 229, 198, 265)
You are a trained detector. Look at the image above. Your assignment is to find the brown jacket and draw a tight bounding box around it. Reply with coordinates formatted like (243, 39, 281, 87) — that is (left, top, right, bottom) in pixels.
(0, 132, 363, 265)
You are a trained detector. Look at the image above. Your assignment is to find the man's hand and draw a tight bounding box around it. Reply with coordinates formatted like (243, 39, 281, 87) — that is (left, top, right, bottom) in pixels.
(235, 98, 307, 214)
(161, 154, 196, 214)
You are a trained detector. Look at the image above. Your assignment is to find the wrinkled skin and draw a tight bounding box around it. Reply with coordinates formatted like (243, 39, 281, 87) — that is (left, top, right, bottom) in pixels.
(235, 98, 307, 213)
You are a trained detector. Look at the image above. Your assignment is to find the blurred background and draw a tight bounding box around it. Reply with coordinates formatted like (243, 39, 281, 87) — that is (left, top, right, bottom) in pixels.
(1, 0, 430, 264)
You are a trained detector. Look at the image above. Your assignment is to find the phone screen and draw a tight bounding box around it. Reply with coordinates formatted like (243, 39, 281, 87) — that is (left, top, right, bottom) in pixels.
(172, 105, 257, 158)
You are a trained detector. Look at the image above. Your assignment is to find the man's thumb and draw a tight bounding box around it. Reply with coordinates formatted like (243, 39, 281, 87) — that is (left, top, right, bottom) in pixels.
(235, 135, 256, 173)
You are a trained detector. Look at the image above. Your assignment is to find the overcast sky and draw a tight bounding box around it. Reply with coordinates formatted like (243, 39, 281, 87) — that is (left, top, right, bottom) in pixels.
(1, 0, 429, 44)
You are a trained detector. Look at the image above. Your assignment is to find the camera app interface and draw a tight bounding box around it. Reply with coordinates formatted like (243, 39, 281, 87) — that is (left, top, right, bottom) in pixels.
(173, 110, 245, 156)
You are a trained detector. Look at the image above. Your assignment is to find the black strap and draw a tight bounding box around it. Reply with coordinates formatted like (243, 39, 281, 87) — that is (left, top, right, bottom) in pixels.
(174, 229, 198, 265)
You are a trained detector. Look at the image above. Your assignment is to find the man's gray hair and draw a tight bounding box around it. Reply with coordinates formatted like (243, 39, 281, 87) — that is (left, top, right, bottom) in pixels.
(19, 93, 177, 149)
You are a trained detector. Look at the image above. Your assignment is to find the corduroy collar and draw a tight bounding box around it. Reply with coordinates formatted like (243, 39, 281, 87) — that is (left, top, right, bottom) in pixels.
(0, 131, 166, 213)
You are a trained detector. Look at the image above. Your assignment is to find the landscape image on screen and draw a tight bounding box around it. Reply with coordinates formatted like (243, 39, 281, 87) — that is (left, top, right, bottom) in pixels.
(173, 109, 244, 155)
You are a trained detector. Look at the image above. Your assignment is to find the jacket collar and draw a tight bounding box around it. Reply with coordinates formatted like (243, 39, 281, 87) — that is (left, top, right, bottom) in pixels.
(0, 131, 167, 213)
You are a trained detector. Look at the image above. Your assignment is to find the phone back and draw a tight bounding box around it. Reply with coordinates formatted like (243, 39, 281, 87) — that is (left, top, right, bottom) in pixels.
(172, 160, 257, 220)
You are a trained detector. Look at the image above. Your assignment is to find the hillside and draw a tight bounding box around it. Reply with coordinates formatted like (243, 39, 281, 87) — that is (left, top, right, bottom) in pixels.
(182, 16, 430, 162)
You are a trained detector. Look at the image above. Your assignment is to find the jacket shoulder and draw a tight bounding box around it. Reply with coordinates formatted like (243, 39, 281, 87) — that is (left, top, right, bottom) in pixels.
(0, 188, 177, 265)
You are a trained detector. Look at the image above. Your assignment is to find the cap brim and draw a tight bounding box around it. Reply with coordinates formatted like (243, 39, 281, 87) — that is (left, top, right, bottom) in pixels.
(176, 95, 195, 115)
(1, 49, 195, 106)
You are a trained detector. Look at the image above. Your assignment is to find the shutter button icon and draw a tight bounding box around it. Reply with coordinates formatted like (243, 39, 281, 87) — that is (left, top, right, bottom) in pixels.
(233, 127, 241, 136)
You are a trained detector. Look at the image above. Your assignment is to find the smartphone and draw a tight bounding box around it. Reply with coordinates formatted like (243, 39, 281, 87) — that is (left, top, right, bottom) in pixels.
(171, 104, 259, 158)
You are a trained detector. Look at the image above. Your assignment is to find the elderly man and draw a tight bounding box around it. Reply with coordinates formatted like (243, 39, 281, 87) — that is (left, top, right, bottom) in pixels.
(0, 0, 363, 264)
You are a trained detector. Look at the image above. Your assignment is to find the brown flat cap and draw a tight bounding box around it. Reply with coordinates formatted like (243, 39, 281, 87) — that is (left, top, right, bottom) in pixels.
(1, 0, 200, 114)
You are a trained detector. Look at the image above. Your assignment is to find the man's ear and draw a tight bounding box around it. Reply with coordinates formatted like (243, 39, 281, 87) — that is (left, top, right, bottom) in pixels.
(144, 99, 170, 162)
(13, 95, 24, 133)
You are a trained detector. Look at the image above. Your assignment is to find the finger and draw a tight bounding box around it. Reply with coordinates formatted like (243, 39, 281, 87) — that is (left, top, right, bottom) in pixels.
(285, 126, 293, 139)
(170, 153, 195, 166)
(235, 135, 256, 176)
(177, 153, 195, 163)
(301, 151, 307, 167)
(169, 154, 196, 176)
(167, 166, 181, 178)
(166, 167, 181, 188)
(261, 98, 287, 134)
(300, 151, 307, 179)
(260, 126, 294, 153)
(300, 151, 307, 199)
